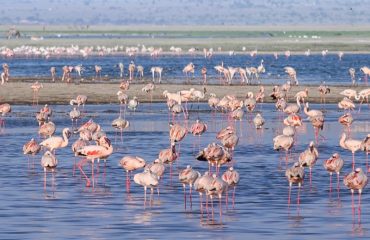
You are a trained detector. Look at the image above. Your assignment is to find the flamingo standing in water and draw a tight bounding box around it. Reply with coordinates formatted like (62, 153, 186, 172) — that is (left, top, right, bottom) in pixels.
(201, 67, 207, 84)
(360, 66, 370, 85)
(338, 97, 355, 112)
(38, 122, 56, 138)
(179, 165, 201, 210)
(69, 107, 81, 130)
(31, 81, 43, 106)
(120, 156, 146, 192)
(343, 168, 368, 217)
(23, 138, 41, 168)
(94, 65, 102, 80)
(0, 103, 11, 132)
(349, 68, 356, 86)
(183, 62, 195, 83)
(128, 61, 135, 82)
(323, 153, 344, 191)
(194, 171, 213, 215)
(273, 134, 294, 163)
(355, 88, 370, 112)
(40, 128, 71, 153)
(70, 95, 88, 110)
(190, 119, 207, 150)
(298, 141, 319, 185)
(206, 173, 228, 218)
(340, 133, 362, 171)
(253, 113, 265, 129)
(286, 162, 305, 205)
(41, 151, 58, 190)
(150, 67, 163, 83)
(50, 67, 56, 82)
(111, 116, 129, 143)
(338, 113, 353, 136)
(71, 138, 88, 176)
(142, 83, 155, 106)
(284, 67, 298, 85)
(221, 167, 240, 208)
(361, 134, 370, 169)
(134, 168, 159, 205)
(317, 82, 330, 105)
(76, 136, 113, 187)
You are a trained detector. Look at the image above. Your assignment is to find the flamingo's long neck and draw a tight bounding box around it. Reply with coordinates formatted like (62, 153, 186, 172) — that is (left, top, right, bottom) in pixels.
(62, 131, 69, 147)
(339, 134, 347, 149)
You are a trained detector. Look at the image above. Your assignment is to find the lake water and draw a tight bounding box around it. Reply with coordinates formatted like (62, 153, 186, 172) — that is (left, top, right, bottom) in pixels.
(2, 53, 369, 85)
(0, 102, 369, 239)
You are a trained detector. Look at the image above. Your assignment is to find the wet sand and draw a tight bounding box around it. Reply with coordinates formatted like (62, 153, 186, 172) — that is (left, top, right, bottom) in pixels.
(0, 79, 367, 105)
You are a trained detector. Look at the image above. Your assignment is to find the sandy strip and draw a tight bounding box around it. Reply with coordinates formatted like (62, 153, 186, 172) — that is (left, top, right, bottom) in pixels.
(0, 81, 367, 105)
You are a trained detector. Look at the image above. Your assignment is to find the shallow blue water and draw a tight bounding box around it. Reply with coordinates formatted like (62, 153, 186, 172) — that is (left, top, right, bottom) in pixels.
(2, 53, 369, 85)
(0, 103, 369, 239)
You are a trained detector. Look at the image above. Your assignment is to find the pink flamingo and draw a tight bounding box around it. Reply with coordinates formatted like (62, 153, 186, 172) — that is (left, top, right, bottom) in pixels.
(179, 165, 201, 210)
(0, 103, 11, 132)
(41, 151, 58, 191)
(340, 133, 362, 171)
(343, 168, 368, 219)
(298, 141, 319, 186)
(286, 162, 305, 205)
(323, 153, 344, 191)
(31, 81, 43, 106)
(76, 136, 113, 187)
(120, 156, 146, 192)
(38, 122, 56, 138)
(40, 128, 71, 153)
(134, 168, 159, 205)
(206, 173, 228, 218)
(23, 138, 41, 169)
(194, 171, 213, 215)
(221, 167, 240, 208)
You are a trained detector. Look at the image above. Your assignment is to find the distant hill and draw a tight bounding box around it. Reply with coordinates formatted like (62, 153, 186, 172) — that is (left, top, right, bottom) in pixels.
(0, 0, 367, 25)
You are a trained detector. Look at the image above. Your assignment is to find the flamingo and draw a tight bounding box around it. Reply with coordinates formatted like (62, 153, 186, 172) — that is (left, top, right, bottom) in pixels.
(298, 141, 319, 185)
(23, 138, 41, 168)
(50, 67, 56, 82)
(128, 61, 135, 81)
(40, 128, 71, 153)
(206, 173, 228, 218)
(69, 107, 81, 129)
(338, 97, 355, 111)
(349, 68, 356, 86)
(31, 81, 43, 106)
(41, 151, 58, 190)
(201, 67, 207, 84)
(303, 102, 323, 118)
(118, 62, 124, 78)
(179, 165, 201, 210)
(360, 66, 370, 85)
(71, 138, 89, 175)
(120, 156, 146, 192)
(343, 168, 368, 214)
(38, 122, 56, 138)
(253, 113, 265, 129)
(196, 142, 231, 174)
(194, 171, 213, 214)
(309, 114, 325, 144)
(355, 88, 370, 112)
(70, 95, 87, 109)
(284, 67, 298, 85)
(286, 162, 305, 205)
(340, 89, 357, 100)
(318, 82, 330, 105)
(94, 65, 102, 80)
(361, 134, 370, 169)
(273, 134, 294, 163)
(169, 123, 187, 144)
(128, 97, 139, 112)
(150, 67, 163, 83)
(221, 167, 240, 208)
(340, 133, 362, 171)
(76, 136, 113, 187)
(158, 143, 178, 181)
(136, 65, 144, 80)
(142, 83, 155, 106)
(0, 103, 11, 132)
(183, 62, 195, 83)
(338, 113, 353, 135)
(134, 168, 159, 205)
(323, 153, 344, 191)
(112, 116, 129, 142)
(119, 80, 130, 91)
(283, 113, 302, 127)
(295, 88, 309, 105)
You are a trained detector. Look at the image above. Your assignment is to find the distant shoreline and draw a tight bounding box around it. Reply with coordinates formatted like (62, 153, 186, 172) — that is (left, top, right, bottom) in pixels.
(0, 81, 367, 105)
